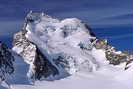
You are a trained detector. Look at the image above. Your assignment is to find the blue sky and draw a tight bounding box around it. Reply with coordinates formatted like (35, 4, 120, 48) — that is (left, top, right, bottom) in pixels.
(0, 0, 133, 51)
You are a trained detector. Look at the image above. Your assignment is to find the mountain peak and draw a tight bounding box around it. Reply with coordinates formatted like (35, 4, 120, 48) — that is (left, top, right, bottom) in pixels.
(12, 11, 133, 84)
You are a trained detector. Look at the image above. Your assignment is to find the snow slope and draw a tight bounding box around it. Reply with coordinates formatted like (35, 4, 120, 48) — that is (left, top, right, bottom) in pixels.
(1, 57, 133, 89)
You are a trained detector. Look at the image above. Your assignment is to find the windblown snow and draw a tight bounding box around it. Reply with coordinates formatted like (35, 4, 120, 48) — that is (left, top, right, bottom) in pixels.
(25, 14, 99, 74)
(1, 12, 133, 89)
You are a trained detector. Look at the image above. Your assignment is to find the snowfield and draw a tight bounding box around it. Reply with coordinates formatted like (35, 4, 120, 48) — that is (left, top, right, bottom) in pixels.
(1, 56, 133, 89)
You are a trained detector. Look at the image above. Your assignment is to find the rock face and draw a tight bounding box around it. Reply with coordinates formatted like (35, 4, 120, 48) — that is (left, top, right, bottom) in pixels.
(94, 39, 133, 67)
(0, 42, 14, 82)
(12, 11, 100, 82)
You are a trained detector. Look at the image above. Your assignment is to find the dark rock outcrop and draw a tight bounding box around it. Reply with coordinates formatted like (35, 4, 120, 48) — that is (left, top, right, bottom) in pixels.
(94, 39, 133, 68)
(0, 42, 14, 82)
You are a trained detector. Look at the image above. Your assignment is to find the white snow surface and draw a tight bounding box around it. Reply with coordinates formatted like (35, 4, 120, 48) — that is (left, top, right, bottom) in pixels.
(8, 13, 133, 89)
(1, 55, 133, 89)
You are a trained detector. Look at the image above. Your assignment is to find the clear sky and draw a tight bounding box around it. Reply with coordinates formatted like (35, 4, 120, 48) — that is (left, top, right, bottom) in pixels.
(0, 0, 133, 51)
